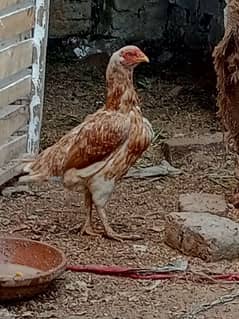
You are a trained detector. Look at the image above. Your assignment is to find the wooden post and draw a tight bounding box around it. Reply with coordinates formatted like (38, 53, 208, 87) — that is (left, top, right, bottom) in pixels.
(224, 0, 228, 29)
(27, 0, 50, 154)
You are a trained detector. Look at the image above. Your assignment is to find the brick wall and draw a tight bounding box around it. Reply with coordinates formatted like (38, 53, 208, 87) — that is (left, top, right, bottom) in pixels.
(48, 0, 226, 53)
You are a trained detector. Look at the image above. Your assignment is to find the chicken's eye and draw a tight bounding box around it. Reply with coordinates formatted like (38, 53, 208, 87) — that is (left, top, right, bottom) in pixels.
(126, 52, 134, 57)
(122, 52, 135, 61)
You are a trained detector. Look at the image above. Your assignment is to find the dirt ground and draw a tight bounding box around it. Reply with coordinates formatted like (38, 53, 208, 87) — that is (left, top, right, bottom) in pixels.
(1, 55, 239, 318)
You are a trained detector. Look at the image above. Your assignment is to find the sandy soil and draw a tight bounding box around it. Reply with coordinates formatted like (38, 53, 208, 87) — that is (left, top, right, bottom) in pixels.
(1, 56, 239, 318)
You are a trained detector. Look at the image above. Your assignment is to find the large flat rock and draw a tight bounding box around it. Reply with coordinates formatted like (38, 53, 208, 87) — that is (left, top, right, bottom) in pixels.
(165, 212, 239, 262)
(179, 193, 228, 216)
(161, 132, 224, 162)
(164, 132, 223, 150)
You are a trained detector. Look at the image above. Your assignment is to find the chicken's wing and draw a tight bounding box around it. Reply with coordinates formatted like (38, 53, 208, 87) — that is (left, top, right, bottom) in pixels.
(21, 110, 131, 181)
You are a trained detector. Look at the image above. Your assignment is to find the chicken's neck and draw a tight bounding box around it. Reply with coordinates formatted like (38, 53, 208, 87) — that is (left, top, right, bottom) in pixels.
(105, 63, 139, 113)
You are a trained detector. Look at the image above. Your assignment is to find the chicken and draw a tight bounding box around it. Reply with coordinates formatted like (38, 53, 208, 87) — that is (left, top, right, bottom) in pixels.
(213, 0, 239, 206)
(20, 45, 154, 241)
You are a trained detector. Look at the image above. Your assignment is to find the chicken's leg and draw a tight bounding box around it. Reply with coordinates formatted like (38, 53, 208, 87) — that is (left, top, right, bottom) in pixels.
(81, 189, 102, 236)
(96, 206, 142, 241)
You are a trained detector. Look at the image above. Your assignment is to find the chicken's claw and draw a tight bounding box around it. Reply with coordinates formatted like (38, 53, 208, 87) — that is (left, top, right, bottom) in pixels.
(81, 225, 103, 237)
(103, 229, 143, 242)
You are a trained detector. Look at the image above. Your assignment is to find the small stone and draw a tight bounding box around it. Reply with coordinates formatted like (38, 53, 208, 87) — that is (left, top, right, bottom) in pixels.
(133, 244, 148, 253)
(1, 185, 33, 197)
(179, 193, 228, 216)
(165, 212, 239, 261)
(0, 308, 14, 319)
(167, 85, 183, 98)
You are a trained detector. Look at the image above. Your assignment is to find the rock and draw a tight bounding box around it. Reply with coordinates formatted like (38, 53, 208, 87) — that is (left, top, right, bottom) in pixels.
(165, 132, 223, 151)
(0, 308, 15, 319)
(161, 132, 224, 163)
(126, 161, 182, 179)
(165, 212, 239, 261)
(167, 85, 183, 98)
(179, 193, 228, 216)
(1, 185, 33, 197)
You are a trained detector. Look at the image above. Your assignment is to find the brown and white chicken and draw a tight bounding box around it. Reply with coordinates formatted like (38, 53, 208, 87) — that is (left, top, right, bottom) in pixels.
(20, 45, 154, 240)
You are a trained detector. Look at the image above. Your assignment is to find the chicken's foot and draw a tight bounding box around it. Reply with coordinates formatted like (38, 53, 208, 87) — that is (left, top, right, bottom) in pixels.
(81, 189, 102, 236)
(81, 217, 102, 236)
(96, 207, 142, 241)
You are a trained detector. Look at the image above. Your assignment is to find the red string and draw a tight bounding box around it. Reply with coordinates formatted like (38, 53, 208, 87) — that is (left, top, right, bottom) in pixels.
(66, 264, 239, 282)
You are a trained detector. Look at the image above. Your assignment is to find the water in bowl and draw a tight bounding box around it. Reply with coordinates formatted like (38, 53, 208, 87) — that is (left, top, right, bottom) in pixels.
(0, 263, 42, 279)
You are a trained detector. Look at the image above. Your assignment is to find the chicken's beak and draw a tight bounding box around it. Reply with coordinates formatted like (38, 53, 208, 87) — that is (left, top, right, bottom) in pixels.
(136, 54, 150, 63)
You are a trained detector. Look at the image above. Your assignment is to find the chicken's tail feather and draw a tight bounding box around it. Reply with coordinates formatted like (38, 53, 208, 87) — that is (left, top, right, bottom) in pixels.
(18, 144, 63, 184)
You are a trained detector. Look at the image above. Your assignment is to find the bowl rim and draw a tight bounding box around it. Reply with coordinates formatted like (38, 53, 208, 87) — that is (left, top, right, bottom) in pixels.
(0, 236, 67, 287)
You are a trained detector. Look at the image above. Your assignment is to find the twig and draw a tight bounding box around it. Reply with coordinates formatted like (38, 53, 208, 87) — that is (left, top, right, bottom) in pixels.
(144, 281, 162, 292)
(208, 177, 229, 189)
(34, 208, 76, 213)
(10, 225, 30, 233)
(208, 174, 235, 179)
(188, 270, 218, 284)
(58, 114, 82, 123)
(165, 108, 174, 122)
(71, 203, 81, 208)
(177, 289, 239, 319)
